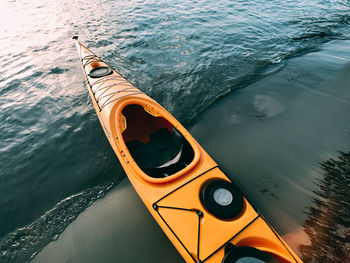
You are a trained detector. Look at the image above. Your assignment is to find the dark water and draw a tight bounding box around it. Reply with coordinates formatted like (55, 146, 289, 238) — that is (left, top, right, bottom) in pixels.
(0, 0, 350, 262)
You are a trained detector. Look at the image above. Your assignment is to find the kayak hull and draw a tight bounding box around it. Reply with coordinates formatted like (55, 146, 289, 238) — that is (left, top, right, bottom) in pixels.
(74, 38, 303, 263)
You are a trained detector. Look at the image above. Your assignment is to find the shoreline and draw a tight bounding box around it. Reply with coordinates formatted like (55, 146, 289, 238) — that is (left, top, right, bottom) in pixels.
(32, 179, 184, 263)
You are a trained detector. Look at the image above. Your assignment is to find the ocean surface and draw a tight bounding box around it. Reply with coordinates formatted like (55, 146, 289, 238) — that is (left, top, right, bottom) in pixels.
(0, 0, 349, 262)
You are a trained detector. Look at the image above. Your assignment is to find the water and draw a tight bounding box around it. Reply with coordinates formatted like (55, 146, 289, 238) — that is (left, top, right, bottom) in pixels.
(0, 0, 349, 262)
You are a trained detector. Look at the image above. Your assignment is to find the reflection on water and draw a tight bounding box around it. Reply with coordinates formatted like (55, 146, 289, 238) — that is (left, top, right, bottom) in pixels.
(301, 151, 350, 262)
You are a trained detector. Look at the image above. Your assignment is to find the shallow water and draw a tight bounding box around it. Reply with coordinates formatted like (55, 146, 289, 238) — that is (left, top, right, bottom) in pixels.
(190, 40, 350, 261)
(0, 0, 350, 262)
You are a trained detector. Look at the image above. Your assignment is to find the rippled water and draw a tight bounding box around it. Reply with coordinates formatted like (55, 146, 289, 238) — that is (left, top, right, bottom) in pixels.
(0, 0, 350, 262)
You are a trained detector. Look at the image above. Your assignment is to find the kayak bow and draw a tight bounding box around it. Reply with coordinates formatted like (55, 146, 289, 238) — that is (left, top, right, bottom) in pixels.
(73, 36, 303, 263)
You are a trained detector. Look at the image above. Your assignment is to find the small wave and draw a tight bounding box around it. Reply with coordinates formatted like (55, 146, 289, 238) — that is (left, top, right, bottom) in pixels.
(48, 67, 69, 75)
(0, 180, 120, 263)
(293, 31, 330, 41)
(291, 14, 350, 42)
(149, 54, 286, 126)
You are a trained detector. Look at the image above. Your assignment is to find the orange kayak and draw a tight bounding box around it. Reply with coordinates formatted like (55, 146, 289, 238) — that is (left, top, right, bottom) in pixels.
(73, 36, 303, 263)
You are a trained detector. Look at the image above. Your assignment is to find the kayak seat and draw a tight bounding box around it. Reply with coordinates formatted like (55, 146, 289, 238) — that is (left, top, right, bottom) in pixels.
(126, 127, 194, 178)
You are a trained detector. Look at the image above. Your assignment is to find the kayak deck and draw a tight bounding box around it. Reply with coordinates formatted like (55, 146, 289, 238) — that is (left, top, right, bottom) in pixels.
(73, 37, 303, 263)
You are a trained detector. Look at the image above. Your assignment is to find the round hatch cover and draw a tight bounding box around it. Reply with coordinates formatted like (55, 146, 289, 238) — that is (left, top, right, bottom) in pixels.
(200, 179, 244, 220)
(88, 66, 112, 78)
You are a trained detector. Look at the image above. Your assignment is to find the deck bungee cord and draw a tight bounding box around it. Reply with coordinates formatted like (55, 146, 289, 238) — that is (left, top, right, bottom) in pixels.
(73, 36, 303, 263)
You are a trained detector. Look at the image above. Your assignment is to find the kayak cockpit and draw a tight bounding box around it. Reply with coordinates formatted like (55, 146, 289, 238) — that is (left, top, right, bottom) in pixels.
(122, 104, 194, 178)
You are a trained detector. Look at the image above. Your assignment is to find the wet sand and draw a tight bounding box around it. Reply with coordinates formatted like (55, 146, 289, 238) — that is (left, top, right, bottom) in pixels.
(32, 40, 350, 262)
